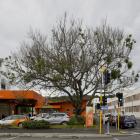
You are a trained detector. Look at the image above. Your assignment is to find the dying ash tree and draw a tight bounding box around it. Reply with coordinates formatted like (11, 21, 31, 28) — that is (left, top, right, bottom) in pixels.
(1, 16, 139, 116)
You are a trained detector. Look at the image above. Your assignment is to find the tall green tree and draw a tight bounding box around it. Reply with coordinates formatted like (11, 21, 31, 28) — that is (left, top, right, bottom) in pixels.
(1, 16, 138, 115)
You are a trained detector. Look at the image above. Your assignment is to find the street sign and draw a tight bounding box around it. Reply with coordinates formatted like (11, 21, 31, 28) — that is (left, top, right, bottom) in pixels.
(101, 105, 108, 110)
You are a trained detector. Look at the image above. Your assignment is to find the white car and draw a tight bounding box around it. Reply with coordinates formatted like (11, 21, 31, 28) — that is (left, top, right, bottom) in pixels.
(44, 113, 70, 125)
(0, 115, 29, 127)
(31, 113, 50, 121)
(0, 116, 14, 125)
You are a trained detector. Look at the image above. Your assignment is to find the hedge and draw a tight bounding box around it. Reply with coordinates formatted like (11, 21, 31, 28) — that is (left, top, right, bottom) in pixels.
(22, 120, 50, 129)
(67, 115, 85, 125)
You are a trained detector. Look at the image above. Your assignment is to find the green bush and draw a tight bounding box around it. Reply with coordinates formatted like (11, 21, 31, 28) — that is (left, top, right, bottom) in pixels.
(67, 115, 85, 125)
(22, 120, 50, 129)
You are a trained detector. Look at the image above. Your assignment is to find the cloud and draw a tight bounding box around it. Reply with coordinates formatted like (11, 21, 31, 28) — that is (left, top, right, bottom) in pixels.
(0, 0, 140, 71)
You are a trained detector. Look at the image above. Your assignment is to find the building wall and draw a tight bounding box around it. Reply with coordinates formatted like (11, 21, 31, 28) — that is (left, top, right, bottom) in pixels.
(0, 103, 12, 119)
(60, 101, 86, 117)
(46, 100, 87, 118)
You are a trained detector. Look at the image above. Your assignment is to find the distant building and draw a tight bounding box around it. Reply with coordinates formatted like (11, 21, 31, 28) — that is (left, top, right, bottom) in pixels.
(39, 96, 89, 117)
(108, 88, 140, 118)
(0, 90, 45, 118)
(0, 59, 46, 118)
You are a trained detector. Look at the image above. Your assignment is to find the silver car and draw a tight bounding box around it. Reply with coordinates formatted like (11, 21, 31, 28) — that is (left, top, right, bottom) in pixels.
(31, 113, 50, 121)
(44, 113, 70, 125)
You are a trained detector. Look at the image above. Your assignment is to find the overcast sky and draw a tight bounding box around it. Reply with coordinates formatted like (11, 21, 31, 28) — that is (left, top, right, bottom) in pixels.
(0, 0, 140, 84)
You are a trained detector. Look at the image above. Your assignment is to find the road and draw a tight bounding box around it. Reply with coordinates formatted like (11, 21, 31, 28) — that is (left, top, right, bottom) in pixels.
(0, 119, 140, 140)
(0, 135, 140, 140)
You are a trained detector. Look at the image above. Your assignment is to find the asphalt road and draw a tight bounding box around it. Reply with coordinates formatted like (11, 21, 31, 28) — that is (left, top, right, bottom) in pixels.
(0, 135, 140, 140)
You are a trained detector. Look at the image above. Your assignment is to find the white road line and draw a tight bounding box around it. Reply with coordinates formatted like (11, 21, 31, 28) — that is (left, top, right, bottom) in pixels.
(2, 137, 17, 140)
(8, 137, 17, 140)
(113, 137, 119, 140)
(131, 132, 140, 135)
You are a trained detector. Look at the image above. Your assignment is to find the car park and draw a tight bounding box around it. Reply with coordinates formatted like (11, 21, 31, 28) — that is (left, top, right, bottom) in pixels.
(0, 115, 29, 127)
(44, 112, 70, 125)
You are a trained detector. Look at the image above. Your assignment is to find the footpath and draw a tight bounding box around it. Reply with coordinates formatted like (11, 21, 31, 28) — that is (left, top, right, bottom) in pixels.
(0, 127, 133, 138)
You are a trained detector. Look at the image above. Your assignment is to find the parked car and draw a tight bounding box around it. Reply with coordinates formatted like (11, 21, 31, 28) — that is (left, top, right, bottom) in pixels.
(44, 112, 70, 125)
(130, 115, 137, 126)
(0, 115, 30, 127)
(30, 113, 50, 121)
(119, 115, 135, 128)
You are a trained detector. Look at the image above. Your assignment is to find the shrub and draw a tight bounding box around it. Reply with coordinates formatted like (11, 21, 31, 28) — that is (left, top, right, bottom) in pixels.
(67, 115, 85, 125)
(22, 120, 50, 129)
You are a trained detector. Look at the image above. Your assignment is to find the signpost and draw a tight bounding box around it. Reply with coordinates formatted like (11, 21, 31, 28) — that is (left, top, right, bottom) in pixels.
(101, 105, 108, 110)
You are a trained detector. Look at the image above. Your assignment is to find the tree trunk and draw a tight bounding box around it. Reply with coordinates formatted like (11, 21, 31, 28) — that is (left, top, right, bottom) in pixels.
(74, 103, 83, 116)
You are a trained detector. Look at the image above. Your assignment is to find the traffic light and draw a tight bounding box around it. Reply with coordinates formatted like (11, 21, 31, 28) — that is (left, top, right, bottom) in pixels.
(104, 70, 111, 85)
(102, 96, 107, 106)
(116, 92, 123, 106)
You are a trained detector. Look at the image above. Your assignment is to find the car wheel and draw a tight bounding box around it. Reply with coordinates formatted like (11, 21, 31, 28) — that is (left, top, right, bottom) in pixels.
(18, 123, 23, 128)
(61, 122, 67, 125)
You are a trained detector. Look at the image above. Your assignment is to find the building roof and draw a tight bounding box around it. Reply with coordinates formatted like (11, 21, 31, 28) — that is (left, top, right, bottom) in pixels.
(0, 90, 45, 108)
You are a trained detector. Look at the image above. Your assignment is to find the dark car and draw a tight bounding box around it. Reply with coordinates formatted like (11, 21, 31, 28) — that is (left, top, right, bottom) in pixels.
(130, 115, 137, 126)
(120, 115, 135, 128)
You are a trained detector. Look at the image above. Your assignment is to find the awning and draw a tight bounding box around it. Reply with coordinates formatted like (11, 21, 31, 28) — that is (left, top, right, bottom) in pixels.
(41, 105, 61, 109)
(0, 90, 45, 108)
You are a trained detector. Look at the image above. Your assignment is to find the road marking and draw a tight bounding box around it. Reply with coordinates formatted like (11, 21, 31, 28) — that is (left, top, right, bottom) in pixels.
(113, 138, 119, 140)
(131, 132, 140, 135)
(5, 137, 17, 140)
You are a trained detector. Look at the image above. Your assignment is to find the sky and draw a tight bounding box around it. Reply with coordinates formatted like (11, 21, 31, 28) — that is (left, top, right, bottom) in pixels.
(0, 0, 140, 92)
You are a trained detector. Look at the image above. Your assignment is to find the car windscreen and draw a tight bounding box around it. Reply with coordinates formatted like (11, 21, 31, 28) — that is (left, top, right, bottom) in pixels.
(12, 115, 24, 119)
(2, 116, 12, 120)
(36, 114, 42, 117)
(130, 115, 136, 120)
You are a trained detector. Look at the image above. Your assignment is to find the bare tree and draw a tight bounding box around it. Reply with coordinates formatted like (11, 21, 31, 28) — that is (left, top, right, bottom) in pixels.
(1, 16, 138, 116)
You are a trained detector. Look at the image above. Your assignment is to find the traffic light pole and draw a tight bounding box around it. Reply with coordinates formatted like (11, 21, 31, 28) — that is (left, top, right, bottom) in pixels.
(117, 102, 120, 131)
(99, 94, 103, 134)
(99, 73, 103, 134)
(99, 66, 107, 134)
(99, 109, 102, 134)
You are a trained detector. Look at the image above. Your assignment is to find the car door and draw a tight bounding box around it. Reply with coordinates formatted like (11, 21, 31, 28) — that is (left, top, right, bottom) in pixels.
(2, 115, 14, 125)
(53, 114, 63, 124)
(45, 114, 56, 124)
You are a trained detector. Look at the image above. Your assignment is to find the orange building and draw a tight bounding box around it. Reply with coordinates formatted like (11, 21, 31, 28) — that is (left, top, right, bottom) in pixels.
(40, 98, 88, 117)
(0, 90, 45, 118)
